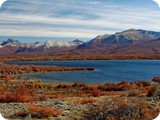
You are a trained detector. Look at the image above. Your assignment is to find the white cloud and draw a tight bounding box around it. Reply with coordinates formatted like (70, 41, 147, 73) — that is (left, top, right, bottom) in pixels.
(0, 0, 160, 40)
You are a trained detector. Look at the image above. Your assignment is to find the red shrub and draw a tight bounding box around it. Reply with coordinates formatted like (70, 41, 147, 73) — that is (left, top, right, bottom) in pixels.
(0, 92, 35, 103)
(16, 95, 35, 103)
(117, 81, 128, 85)
(98, 85, 106, 91)
(91, 90, 102, 97)
(84, 85, 98, 90)
(28, 105, 62, 118)
(0, 82, 36, 103)
(36, 95, 48, 101)
(13, 83, 35, 96)
(0, 92, 16, 103)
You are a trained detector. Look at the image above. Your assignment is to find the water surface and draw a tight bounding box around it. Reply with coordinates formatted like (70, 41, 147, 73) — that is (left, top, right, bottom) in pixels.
(8, 60, 160, 84)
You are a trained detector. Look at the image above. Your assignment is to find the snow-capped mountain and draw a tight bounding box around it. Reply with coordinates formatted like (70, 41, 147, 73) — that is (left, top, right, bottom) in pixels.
(0, 38, 32, 48)
(31, 40, 79, 49)
(1, 29, 160, 55)
(0, 39, 84, 54)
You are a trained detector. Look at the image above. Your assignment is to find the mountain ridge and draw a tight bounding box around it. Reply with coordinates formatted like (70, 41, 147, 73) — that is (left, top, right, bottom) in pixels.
(1, 29, 160, 55)
(77, 29, 160, 51)
(0, 39, 84, 54)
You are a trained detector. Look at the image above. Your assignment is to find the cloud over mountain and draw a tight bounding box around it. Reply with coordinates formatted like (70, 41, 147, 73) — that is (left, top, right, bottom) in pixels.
(0, 0, 160, 43)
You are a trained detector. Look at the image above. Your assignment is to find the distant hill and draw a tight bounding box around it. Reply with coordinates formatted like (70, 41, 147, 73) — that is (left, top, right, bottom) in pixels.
(76, 29, 160, 55)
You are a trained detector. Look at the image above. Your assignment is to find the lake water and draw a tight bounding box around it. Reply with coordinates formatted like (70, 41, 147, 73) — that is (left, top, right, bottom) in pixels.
(8, 60, 160, 84)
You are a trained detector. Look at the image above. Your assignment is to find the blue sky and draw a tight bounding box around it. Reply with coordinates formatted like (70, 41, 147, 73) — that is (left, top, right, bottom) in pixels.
(0, 0, 160, 43)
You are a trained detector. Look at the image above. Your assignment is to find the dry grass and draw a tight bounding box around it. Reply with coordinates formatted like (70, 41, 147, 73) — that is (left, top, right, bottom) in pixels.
(82, 97, 159, 120)
(74, 98, 97, 104)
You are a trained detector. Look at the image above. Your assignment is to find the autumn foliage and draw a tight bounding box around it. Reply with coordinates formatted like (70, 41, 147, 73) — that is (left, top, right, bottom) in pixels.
(28, 105, 62, 118)
(147, 86, 157, 97)
(0, 82, 36, 103)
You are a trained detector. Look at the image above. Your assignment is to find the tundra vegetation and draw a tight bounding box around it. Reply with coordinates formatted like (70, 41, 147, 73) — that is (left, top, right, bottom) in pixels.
(0, 56, 159, 120)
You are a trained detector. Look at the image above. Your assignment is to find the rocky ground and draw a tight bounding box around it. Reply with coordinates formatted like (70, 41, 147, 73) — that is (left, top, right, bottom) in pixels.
(0, 95, 160, 120)
(0, 96, 101, 120)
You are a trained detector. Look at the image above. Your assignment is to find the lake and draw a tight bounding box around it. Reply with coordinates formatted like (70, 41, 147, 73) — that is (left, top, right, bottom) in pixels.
(8, 60, 160, 84)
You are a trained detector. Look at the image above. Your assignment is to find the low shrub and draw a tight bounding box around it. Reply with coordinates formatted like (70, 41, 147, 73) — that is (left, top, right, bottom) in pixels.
(0, 92, 16, 103)
(72, 82, 85, 88)
(0, 83, 36, 103)
(0, 86, 5, 93)
(147, 87, 157, 97)
(36, 95, 48, 101)
(82, 98, 158, 120)
(28, 105, 62, 118)
(90, 90, 102, 97)
(57, 83, 72, 89)
(128, 90, 140, 97)
(16, 95, 35, 103)
(152, 77, 160, 84)
(136, 81, 151, 87)
(0, 92, 35, 103)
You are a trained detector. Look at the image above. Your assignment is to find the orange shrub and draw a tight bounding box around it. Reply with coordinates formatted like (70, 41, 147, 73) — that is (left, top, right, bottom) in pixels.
(0, 86, 5, 93)
(90, 89, 102, 97)
(0, 82, 36, 103)
(0, 92, 16, 103)
(13, 83, 35, 96)
(117, 81, 128, 85)
(84, 85, 98, 90)
(36, 95, 48, 101)
(0, 92, 35, 103)
(28, 105, 62, 118)
(16, 95, 35, 103)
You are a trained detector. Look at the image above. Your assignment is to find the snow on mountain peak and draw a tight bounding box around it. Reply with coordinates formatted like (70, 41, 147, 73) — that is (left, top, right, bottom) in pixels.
(45, 40, 76, 48)
(0, 39, 84, 53)
(31, 40, 78, 49)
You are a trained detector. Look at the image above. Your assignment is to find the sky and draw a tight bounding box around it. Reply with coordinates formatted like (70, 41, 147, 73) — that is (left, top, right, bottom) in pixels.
(0, 0, 160, 43)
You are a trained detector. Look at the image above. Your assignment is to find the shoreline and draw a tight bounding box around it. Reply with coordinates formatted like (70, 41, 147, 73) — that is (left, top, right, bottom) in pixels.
(0, 59, 160, 120)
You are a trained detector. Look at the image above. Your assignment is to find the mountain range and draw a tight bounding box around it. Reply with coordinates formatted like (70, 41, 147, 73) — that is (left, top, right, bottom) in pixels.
(1, 29, 160, 55)
(0, 39, 84, 54)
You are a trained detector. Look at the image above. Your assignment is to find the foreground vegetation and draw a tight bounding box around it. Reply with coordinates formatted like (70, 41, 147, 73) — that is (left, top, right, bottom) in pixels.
(0, 77, 160, 119)
(0, 56, 160, 120)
